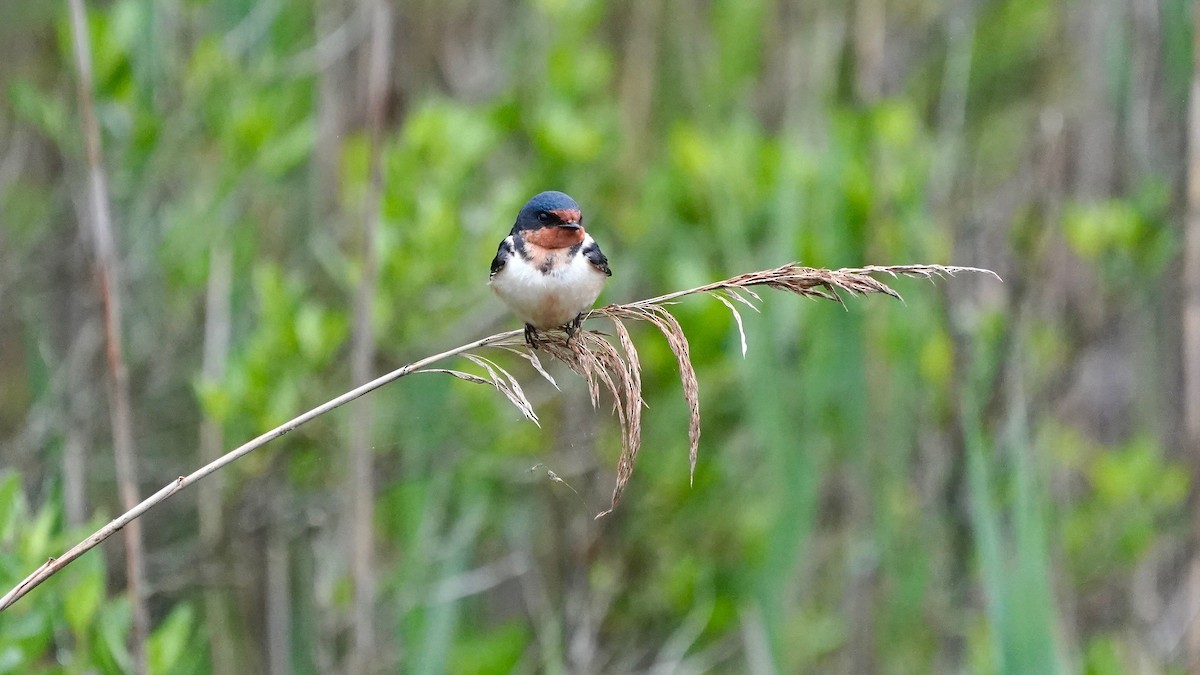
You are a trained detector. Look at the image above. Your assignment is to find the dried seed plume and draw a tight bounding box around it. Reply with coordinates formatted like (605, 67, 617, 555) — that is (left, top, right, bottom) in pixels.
(434, 263, 998, 516)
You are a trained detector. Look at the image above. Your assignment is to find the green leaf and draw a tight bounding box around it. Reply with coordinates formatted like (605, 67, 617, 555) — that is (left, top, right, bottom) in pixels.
(195, 379, 231, 423)
(64, 561, 105, 638)
(532, 101, 607, 161)
(258, 120, 316, 177)
(449, 623, 528, 675)
(148, 603, 196, 675)
(0, 604, 52, 666)
(295, 304, 327, 362)
(0, 472, 23, 544)
(918, 329, 953, 388)
(1064, 201, 1141, 260)
(8, 80, 69, 145)
(20, 500, 56, 561)
(93, 598, 131, 675)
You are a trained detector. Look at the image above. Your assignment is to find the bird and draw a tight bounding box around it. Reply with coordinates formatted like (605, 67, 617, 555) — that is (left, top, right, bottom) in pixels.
(489, 191, 612, 348)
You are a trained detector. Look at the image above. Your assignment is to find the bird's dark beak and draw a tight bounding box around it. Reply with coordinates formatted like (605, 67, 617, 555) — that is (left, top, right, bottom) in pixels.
(557, 221, 581, 230)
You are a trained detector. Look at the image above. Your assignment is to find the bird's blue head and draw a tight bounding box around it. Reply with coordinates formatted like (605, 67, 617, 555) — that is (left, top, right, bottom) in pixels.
(513, 191, 583, 234)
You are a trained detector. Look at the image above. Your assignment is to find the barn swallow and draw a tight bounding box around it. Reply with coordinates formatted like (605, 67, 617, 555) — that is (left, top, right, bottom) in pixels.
(489, 191, 612, 348)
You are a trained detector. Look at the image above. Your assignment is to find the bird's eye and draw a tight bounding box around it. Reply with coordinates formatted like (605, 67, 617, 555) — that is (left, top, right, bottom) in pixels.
(537, 212, 552, 224)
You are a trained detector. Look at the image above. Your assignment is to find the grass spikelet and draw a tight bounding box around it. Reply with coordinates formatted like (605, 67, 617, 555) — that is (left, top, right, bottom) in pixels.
(501, 346, 559, 390)
(596, 317, 643, 517)
(605, 304, 701, 489)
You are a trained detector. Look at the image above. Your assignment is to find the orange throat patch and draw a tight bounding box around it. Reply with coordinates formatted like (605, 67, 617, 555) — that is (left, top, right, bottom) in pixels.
(523, 226, 586, 250)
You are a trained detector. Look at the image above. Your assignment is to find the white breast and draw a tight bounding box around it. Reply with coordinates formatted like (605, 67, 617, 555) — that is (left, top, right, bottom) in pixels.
(490, 236, 608, 329)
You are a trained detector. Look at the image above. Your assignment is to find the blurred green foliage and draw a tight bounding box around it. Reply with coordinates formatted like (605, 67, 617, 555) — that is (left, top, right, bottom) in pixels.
(0, 0, 1193, 672)
(0, 473, 202, 674)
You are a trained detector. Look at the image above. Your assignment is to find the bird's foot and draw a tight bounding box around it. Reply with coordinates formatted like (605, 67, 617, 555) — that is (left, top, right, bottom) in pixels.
(564, 313, 585, 346)
(524, 323, 539, 350)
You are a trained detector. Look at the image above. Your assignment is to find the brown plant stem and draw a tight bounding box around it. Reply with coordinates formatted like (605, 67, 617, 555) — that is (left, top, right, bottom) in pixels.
(266, 482, 293, 675)
(0, 263, 995, 611)
(199, 244, 235, 674)
(347, 0, 391, 669)
(65, 0, 148, 671)
(1185, 0, 1200, 666)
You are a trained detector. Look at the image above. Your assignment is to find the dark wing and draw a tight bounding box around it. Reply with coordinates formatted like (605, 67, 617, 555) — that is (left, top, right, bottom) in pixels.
(582, 240, 612, 277)
(490, 236, 514, 279)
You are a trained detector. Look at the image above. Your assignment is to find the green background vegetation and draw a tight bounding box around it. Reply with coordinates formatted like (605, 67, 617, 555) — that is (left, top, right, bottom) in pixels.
(0, 0, 1194, 672)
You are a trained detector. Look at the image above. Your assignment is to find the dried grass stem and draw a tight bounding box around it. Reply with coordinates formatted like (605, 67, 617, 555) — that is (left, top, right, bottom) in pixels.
(0, 262, 995, 610)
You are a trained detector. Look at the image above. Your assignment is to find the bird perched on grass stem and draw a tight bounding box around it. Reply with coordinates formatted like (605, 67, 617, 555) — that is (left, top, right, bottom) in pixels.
(489, 191, 612, 348)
